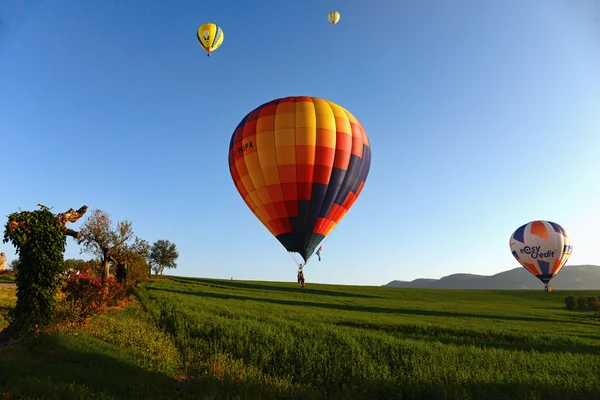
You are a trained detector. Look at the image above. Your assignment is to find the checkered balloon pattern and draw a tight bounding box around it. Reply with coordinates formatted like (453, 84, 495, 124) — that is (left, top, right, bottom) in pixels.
(228, 96, 372, 262)
(509, 220, 573, 284)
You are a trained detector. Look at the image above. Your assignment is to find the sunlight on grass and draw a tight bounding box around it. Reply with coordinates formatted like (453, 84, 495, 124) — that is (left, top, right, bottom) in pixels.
(2, 280, 600, 399)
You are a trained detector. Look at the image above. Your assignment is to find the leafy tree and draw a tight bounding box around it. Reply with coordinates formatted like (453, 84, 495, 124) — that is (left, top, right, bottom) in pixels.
(9, 259, 20, 275)
(149, 240, 179, 276)
(565, 295, 577, 311)
(77, 209, 134, 286)
(63, 258, 89, 273)
(2, 204, 87, 338)
(112, 237, 150, 285)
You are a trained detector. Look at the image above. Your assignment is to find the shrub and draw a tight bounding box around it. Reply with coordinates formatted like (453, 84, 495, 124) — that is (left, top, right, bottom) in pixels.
(591, 296, 600, 312)
(565, 296, 577, 311)
(60, 265, 126, 322)
(576, 296, 589, 310)
(3, 206, 69, 336)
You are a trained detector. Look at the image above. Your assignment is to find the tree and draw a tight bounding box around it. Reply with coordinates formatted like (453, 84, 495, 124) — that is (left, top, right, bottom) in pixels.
(2, 204, 87, 338)
(77, 209, 134, 286)
(63, 258, 89, 273)
(149, 240, 179, 276)
(112, 237, 150, 285)
(9, 259, 20, 274)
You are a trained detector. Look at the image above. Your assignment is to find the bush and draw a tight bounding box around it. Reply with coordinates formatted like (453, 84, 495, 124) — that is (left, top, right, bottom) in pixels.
(565, 296, 577, 311)
(60, 265, 126, 322)
(126, 254, 151, 286)
(576, 296, 589, 310)
(591, 296, 600, 312)
(565, 296, 600, 312)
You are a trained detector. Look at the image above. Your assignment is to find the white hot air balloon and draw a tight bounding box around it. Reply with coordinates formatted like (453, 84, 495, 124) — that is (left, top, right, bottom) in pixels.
(509, 220, 573, 291)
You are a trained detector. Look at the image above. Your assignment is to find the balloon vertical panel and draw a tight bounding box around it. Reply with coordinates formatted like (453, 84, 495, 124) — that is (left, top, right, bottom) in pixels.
(509, 220, 573, 285)
(228, 96, 371, 262)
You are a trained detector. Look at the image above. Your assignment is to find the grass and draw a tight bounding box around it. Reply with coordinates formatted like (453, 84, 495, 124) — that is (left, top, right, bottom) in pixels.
(0, 272, 15, 283)
(1, 277, 600, 399)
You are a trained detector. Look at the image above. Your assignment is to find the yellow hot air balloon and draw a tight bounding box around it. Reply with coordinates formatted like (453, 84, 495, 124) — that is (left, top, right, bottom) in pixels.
(327, 11, 340, 25)
(197, 22, 224, 57)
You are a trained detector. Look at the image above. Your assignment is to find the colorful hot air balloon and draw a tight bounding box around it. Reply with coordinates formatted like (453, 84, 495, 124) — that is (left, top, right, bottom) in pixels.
(228, 96, 371, 264)
(197, 22, 224, 56)
(509, 220, 573, 291)
(328, 11, 340, 25)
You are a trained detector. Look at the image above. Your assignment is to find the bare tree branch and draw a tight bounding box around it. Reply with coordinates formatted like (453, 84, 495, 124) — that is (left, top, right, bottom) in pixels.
(56, 206, 88, 227)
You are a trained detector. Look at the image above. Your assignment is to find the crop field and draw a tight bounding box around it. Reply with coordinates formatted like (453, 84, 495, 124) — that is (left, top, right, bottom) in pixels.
(0, 273, 15, 284)
(1, 278, 600, 399)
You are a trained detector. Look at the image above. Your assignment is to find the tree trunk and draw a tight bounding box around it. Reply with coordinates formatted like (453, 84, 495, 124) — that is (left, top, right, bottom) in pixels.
(101, 249, 110, 288)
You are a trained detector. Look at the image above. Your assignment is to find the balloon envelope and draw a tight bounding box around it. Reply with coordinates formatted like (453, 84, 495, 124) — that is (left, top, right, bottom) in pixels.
(228, 96, 372, 262)
(509, 220, 573, 284)
(197, 22, 224, 55)
(328, 11, 340, 25)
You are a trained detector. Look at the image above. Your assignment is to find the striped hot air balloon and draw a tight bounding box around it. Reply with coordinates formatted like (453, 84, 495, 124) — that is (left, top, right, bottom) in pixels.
(197, 22, 224, 56)
(228, 96, 371, 264)
(328, 11, 340, 25)
(509, 220, 573, 291)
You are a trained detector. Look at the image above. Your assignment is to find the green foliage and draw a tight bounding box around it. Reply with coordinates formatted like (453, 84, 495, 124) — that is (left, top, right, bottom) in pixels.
(113, 237, 150, 286)
(115, 263, 128, 284)
(565, 295, 600, 312)
(9, 259, 20, 276)
(2, 205, 68, 337)
(577, 296, 589, 309)
(77, 208, 134, 284)
(58, 265, 127, 323)
(149, 239, 179, 276)
(565, 295, 577, 310)
(63, 258, 89, 273)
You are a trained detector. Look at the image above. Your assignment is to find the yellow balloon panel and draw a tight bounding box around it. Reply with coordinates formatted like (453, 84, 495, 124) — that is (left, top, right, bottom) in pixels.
(328, 11, 340, 25)
(197, 23, 224, 55)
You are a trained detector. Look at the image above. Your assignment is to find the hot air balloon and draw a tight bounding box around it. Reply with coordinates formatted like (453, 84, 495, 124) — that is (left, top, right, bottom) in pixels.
(328, 11, 340, 25)
(228, 96, 371, 266)
(197, 22, 224, 56)
(509, 220, 573, 291)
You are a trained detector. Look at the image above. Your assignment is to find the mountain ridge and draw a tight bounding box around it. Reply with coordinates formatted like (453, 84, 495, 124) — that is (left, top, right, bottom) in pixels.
(383, 265, 600, 290)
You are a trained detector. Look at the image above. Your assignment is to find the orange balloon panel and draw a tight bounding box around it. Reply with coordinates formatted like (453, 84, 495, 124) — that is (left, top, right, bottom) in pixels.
(228, 96, 372, 261)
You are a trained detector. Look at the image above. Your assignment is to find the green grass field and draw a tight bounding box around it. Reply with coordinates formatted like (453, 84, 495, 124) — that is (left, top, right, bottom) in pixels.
(0, 273, 15, 283)
(1, 277, 600, 399)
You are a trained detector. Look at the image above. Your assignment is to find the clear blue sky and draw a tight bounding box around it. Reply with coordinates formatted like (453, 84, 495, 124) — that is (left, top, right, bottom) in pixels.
(1, 0, 599, 286)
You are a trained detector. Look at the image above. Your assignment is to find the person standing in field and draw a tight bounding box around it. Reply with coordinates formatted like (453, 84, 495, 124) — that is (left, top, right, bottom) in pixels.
(0, 253, 6, 271)
(297, 264, 305, 288)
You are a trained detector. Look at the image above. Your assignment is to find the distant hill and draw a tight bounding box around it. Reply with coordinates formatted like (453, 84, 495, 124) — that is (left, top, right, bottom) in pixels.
(384, 265, 600, 290)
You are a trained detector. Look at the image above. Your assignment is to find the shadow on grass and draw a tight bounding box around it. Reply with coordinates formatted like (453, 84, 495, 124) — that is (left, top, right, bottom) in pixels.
(350, 380, 600, 400)
(331, 319, 600, 356)
(148, 286, 567, 324)
(0, 334, 177, 399)
(3, 328, 595, 400)
(0, 334, 322, 400)
(167, 276, 381, 299)
(147, 287, 600, 355)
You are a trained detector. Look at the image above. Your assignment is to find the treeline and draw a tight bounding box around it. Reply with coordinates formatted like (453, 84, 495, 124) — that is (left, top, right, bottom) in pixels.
(564, 295, 600, 312)
(1, 204, 179, 341)
(7, 208, 179, 284)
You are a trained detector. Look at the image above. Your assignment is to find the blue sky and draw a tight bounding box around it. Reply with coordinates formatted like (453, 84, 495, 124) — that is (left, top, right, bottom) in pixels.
(1, 0, 599, 286)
